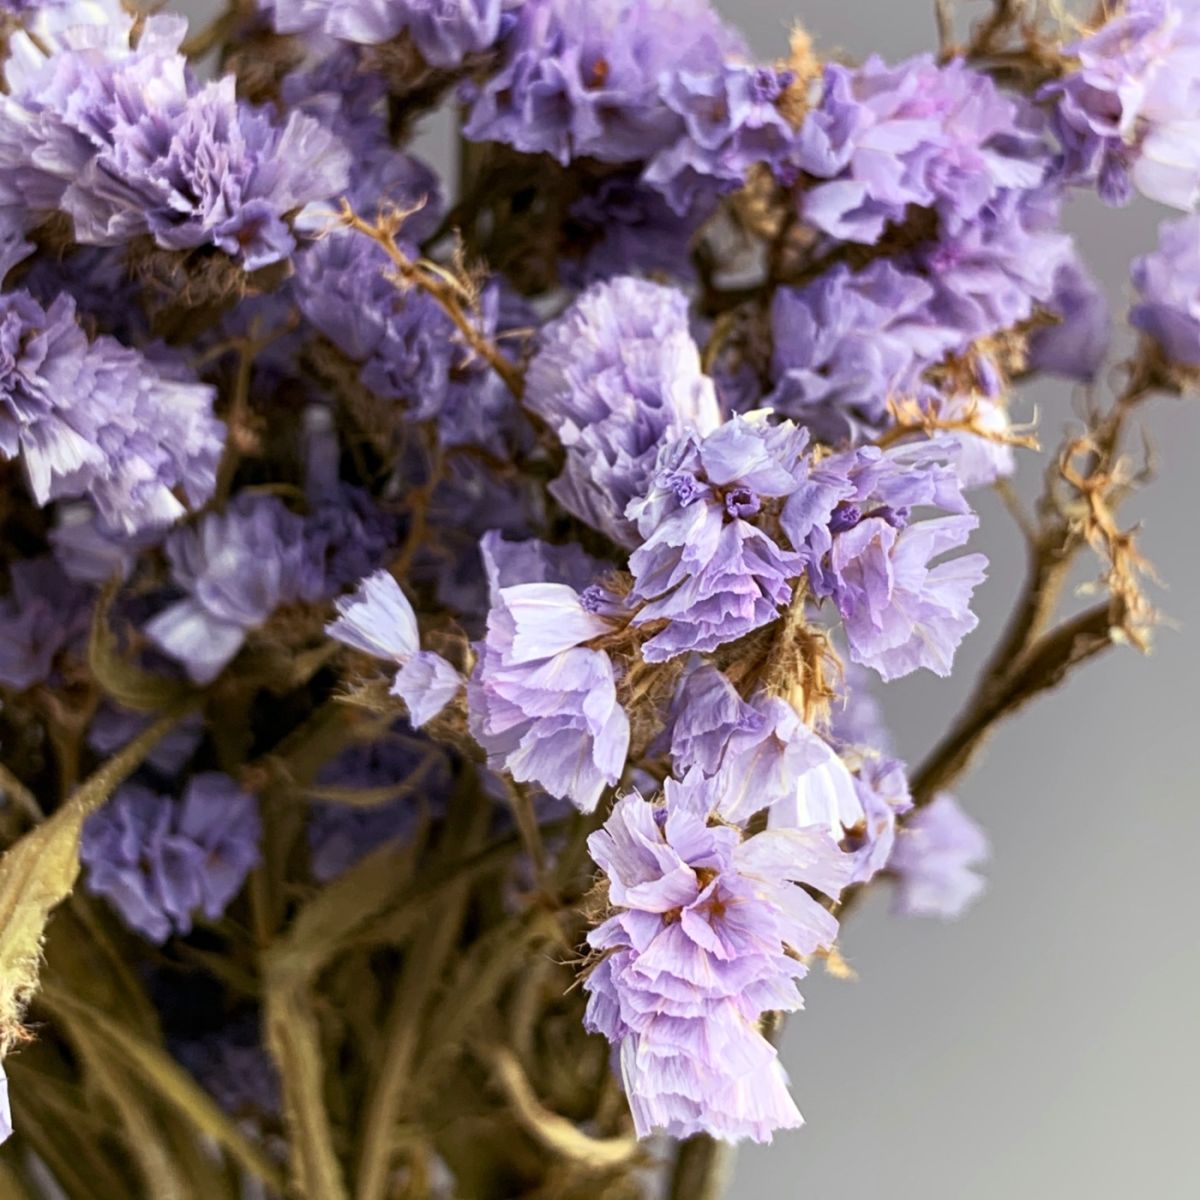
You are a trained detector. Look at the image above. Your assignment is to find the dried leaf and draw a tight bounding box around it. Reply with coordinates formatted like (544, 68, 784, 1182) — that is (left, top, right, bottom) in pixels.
(0, 709, 191, 1057)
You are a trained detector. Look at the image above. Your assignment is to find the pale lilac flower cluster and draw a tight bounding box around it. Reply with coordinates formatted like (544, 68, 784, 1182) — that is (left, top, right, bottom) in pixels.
(1041, 0, 1200, 208)
(0, 12, 349, 269)
(268, 0, 504, 66)
(0, 290, 223, 535)
(526, 277, 721, 546)
(583, 773, 850, 1142)
(1132, 214, 1200, 365)
(888, 792, 989, 918)
(81, 774, 261, 943)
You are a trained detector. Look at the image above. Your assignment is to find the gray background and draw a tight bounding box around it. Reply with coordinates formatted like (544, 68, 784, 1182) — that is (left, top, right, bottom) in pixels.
(175, 2, 1200, 1195)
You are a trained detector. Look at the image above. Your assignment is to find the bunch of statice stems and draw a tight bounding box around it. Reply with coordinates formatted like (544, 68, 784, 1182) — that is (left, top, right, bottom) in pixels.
(0, 0, 1195, 1195)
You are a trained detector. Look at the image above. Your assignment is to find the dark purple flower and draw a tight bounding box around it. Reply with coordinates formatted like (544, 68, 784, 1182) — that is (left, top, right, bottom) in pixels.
(81, 773, 261, 943)
(525, 277, 720, 547)
(583, 772, 851, 1142)
(0, 558, 89, 691)
(1131, 213, 1200, 366)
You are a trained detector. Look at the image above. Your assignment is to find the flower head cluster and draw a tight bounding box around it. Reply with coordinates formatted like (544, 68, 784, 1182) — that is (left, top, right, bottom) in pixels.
(0, 558, 89, 691)
(463, 0, 746, 168)
(627, 413, 822, 662)
(81, 774, 261, 943)
(0, 290, 223, 535)
(795, 54, 1048, 245)
(1132, 214, 1200, 366)
(146, 489, 393, 686)
(0, 13, 349, 269)
(1041, 0, 1200, 208)
(327, 570, 464, 726)
(583, 773, 851, 1142)
(768, 262, 958, 443)
(525, 277, 721, 546)
(268, 0, 504, 66)
(808, 443, 988, 681)
(468, 532, 630, 811)
(888, 793, 989, 918)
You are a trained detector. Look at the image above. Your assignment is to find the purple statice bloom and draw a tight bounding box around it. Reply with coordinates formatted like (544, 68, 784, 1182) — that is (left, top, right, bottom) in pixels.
(468, 533, 630, 812)
(642, 64, 795, 216)
(1040, 0, 1200, 208)
(844, 753, 913, 886)
(888, 792, 988, 918)
(905, 183, 1073, 348)
(525, 277, 720, 547)
(271, 0, 503, 67)
(795, 54, 1048, 245)
(81, 774, 261, 943)
(768, 262, 959, 444)
(806, 442, 988, 682)
(0, 290, 223, 536)
(327, 571, 464, 726)
(627, 413, 813, 662)
(307, 731, 450, 881)
(909, 389, 1015, 492)
(0, 1062, 9, 1145)
(560, 173, 699, 286)
(0, 17, 350, 270)
(463, 0, 746, 167)
(174, 1024, 280, 1121)
(0, 558, 89, 691)
(144, 494, 315, 686)
(87, 705, 205, 778)
(583, 772, 851, 1143)
(1131, 214, 1200, 366)
(1028, 259, 1111, 383)
(829, 659, 892, 753)
(668, 666, 864, 835)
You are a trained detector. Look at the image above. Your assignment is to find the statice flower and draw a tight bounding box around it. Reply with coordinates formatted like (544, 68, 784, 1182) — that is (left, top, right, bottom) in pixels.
(0, 558, 89, 691)
(844, 753, 913, 886)
(174, 1024, 280, 1121)
(468, 532, 630, 812)
(269, 0, 503, 66)
(81, 774, 261, 943)
(888, 793, 988, 918)
(1041, 0, 1200, 208)
(627, 413, 817, 662)
(906, 183, 1073, 347)
(463, 0, 746, 167)
(1028, 259, 1111, 383)
(0, 1063, 9, 1145)
(768, 262, 959, 443)
(583, 772, 851, 1142)
(795, 54, 1047, 245)
(327, 570, 464, 726)
(643, 63, 795, 216)
(0, 16, 350, 269)
(0, 290, 223, 535)
(669, 666, 864, 835)
(145, 494, 316, 685)
(525, 277, 720, 547)
(1131, 214, 1200, 366)
(808, 443, 988, 681)
(307, 733, 450, 881)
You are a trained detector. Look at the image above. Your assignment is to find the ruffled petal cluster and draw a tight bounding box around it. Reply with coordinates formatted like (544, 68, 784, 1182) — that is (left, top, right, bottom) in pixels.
(1132, 214, 1200, 366)
(583, 773, 851, 1142)
(81, 773, 261, 943)
(0, 290, 223, 534)
(888, 793, 989, 918)
(1041, 0, 1200, 208)
(468, 533, 630, 811)
(525, 276, 720, 546)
